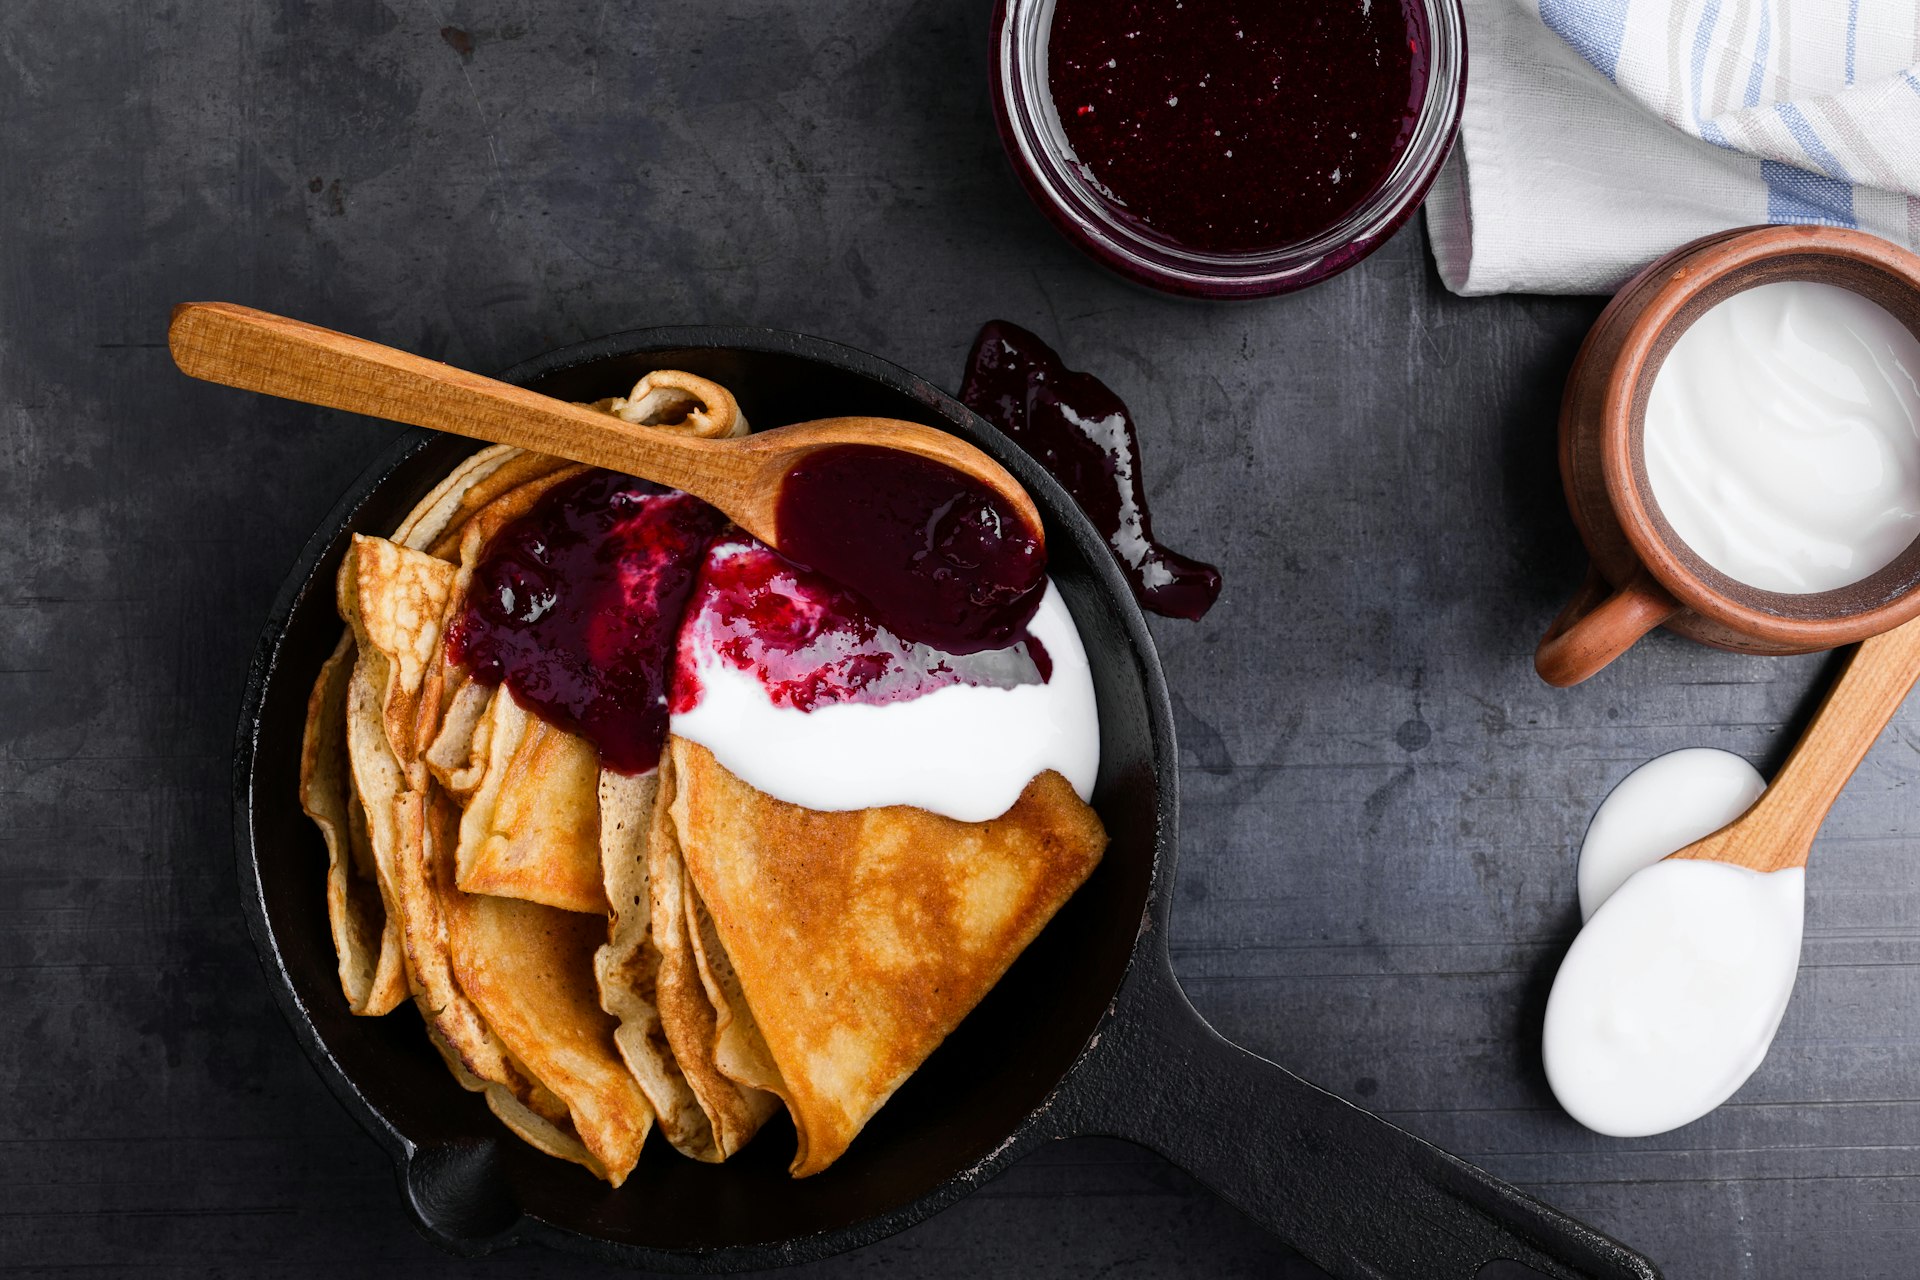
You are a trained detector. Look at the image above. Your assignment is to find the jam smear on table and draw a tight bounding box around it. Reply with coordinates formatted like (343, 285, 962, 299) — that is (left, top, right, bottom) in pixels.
(448, 470, 726, 775)
(773, 444, 1048, 655)
(673, 536, 1050, 716)
(961, 320, 1221, 621)
(1048, 0, 1427, 253)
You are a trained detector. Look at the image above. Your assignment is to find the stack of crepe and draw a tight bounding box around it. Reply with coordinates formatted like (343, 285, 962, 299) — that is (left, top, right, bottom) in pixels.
(299, 371, 1108, 1184)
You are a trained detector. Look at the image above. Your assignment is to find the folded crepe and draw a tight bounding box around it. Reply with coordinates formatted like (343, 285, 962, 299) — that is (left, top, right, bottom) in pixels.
(420, 465, 602, 913)
(645, 749, 783, 1159)
(334, 531, 467, 1026)
(594, 765, 727, 1159)
(300, 444, 580, 1019)
(449, 686, 606, 914)
(654, 738, 1108, 1176)
(418, 786, 654, 1180)
(299, 634, 407, 1016)
(324, 450, 657, 1183)
(344, 527, 654, 1183)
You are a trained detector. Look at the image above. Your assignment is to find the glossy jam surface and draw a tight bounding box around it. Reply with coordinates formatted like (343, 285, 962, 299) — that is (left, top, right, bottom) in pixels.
(673, 536, 1049, 716)
(961, 320, 1221, 620)
(448, 470, 725, 775)
(1048, 0, 1426, 253)
(773, 444, 1048, 654)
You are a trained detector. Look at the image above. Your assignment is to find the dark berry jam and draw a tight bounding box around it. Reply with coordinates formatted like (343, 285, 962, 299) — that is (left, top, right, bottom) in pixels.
(1049, 0, 1427, 253)
(772, 444, 1048, 655)
(673, 537, 1050, 716)
(961, 320, 1221, 621)
(447, 470, 726, 775)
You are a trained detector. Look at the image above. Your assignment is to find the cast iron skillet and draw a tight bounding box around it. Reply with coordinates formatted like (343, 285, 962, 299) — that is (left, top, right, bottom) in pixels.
(235, 327, 1660, 1278)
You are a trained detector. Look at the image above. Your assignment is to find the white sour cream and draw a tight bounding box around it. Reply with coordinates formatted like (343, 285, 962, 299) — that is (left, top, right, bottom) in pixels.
(1545, 749, 1803, 1138)
(1644, 280, 1920, 594)
(670, 581, 1100, 823)
(1576, 748, 1766, 921)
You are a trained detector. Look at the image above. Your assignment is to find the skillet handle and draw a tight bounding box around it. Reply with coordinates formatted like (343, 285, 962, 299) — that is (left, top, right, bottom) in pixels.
(1051, 965, 1660, 1280)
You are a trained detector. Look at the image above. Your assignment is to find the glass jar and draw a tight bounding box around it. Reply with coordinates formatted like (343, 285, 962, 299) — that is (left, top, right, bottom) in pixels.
(990, 0, 1468, 299)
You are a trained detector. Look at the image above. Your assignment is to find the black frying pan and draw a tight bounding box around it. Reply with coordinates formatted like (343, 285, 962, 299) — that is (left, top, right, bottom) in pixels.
(234, 327, 1660, 1278)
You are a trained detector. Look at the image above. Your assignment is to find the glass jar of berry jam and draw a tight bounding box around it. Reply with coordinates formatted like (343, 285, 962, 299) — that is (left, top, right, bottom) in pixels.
(991, 0, 1466, 298)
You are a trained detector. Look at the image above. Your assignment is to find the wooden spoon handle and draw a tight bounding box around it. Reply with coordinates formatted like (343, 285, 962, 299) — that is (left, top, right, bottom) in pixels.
(168, 302, 738, 499)
(1732, 614, 1920, 867)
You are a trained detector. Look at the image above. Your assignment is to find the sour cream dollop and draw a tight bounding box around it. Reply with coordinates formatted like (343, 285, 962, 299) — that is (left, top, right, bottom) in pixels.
(1576, 748, 1766, 921)
(669, 538, 1099, 822)
(1644, 280, 1920, 594)
(1544, 749, 1801, 1138)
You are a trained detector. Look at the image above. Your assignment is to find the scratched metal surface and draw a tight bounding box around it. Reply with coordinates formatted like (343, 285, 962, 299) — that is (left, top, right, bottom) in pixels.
(2, 2, 1914, 1277)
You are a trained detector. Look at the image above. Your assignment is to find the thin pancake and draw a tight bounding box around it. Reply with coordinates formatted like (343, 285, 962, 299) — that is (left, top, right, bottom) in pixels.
(387, 787, 533, 1092)
(420, 450, 580, 562)
(454, 685, 606, 914)
(332, 467, 570, 1115)
(299, 632, 406, 1015)
(428, 785, 655, 1183)
(667, 739, 1107, 1176)
(423, 1022, 604, 1179)
(412, 462, 589, 773)
(649, 749, 781, 1160)
(341, 535, 457, 787)
(429, 465, 603, 913)
(593, 369, 749, 440)
(423, 678, 495, 802)
(594, 765, 715, 1158)
(297, 448, 530, 1015)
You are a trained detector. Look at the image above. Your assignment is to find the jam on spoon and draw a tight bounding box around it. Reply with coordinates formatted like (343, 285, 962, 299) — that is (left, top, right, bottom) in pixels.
(961, 320, 1221, 621)
(673, 535, 1050, 717)
(772, 444, 1049, 655)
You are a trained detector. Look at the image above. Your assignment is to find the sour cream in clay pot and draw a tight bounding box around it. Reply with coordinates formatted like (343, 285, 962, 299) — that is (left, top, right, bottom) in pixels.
(1644, 280, 1920, 594)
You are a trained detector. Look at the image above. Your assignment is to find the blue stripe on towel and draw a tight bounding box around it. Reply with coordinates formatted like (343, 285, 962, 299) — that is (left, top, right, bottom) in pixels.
(1746, 2, 1771, 106)
(1775, 102, 1851, 182)
(1845, 0, 1860, 84)
(1763, 160, 1857, 227)
(1540, 0, 1631, 82)
(1690, 0, 1723, 126)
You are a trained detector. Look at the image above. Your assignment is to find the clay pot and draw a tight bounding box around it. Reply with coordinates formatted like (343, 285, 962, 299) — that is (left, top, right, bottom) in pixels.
(1538, 225, 1920, 687)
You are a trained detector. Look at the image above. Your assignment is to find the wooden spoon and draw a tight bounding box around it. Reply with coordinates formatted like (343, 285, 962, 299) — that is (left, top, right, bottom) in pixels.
(166, 302, 1042, 547)
(1668, 614, 1920, 872)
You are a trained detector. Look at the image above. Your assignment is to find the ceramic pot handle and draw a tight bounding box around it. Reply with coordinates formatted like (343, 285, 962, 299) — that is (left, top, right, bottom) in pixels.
(1051, 967, 1661, 1280)
(1534, 564, 1678, 687)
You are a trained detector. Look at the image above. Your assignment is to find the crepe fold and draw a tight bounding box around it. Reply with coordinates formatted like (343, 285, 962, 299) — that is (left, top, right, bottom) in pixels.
(299, 430, 569, 1018)
(594, 765, 726, 1160)
(306, 444, 657, 1184)
(299, 633, 407, 1016)
(657, 738, 1108, 1176)
(644, 748, 783, 1159)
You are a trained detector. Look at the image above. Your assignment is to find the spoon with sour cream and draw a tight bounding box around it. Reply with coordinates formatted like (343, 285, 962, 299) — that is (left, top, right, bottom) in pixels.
(168, 301, 1047, 654)
(1544, 613, 1920, 1137)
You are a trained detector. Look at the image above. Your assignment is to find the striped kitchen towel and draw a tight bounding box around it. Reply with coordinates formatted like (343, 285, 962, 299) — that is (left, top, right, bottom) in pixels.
(1425, 0, 1920, 295)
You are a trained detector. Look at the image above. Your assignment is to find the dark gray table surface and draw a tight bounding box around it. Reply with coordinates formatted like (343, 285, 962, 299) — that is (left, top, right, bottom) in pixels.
(4, 3, 1915, 1277)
